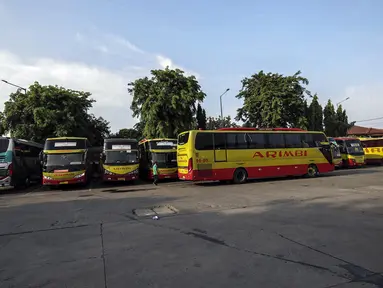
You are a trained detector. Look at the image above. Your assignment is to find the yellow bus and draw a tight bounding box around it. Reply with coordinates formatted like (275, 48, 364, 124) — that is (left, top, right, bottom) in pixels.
(359, 137, 383, 165)
(334, 137, 365, 168)
(139, 138, 178, 180)
(177, 128, 334, 183)
(101, 138, 139, 182)
(41, 137, 91, 186)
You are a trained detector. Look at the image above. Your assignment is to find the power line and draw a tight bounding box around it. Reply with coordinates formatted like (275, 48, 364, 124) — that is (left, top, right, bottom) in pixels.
(353, 116, 383, 123)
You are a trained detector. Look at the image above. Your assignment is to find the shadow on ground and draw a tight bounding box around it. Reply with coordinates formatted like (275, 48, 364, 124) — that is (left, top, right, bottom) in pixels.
(1, 181, 383, 288)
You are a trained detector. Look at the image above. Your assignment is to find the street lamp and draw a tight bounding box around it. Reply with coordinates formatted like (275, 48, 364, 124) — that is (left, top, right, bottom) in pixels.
(1, 79, 27, 94)
(219, 88, 230, 120)
(336, 97, 350, 107)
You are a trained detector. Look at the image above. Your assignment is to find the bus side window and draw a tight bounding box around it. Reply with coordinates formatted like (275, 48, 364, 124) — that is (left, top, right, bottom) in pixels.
(226, 133, 237, 149)
(213, 133, 226, 150)
(285, 133, 303, 148)
(195, 133, 213, 150)
(248, 133, 266, 149)
(267, 133, 285, 149)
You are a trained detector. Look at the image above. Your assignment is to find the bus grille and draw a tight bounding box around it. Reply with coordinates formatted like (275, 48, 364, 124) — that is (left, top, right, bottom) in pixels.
(0, 156, 5, 163)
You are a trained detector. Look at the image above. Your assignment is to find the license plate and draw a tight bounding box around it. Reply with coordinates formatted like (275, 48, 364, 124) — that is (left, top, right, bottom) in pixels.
(165, 176, 170, 178)
(118, 178, 125, 181)
(60, 181, 68, 185)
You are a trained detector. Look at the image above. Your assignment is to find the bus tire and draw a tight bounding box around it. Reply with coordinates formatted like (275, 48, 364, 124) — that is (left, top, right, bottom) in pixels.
(306, 164, 318, 178)
(233, 168, 247, 184)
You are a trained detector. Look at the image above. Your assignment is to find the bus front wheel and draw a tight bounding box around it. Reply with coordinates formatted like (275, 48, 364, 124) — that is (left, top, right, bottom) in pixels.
(306, 164, 318, 178)
(233, 168, 248, 184)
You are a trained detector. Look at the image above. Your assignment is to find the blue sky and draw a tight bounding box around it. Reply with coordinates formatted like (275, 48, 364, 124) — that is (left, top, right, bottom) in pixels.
(1, 0, 383, 131)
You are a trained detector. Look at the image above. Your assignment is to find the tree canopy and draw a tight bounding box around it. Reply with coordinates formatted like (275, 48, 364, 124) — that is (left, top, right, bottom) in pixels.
(129, 67, 206, 138)
(307, 94, 323, 131)
(1, 82, 110, 145)
(236, 70, 310, 128)
(196, 103, 207, 130)
(113, 128, 141, 140)
(206, 116, 238, 130)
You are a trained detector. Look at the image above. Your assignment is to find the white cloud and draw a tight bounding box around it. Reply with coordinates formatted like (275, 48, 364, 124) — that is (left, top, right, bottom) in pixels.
(156, 55, 201, 79)
(0, 50, 146, 131)
(105, 34, 144, 54)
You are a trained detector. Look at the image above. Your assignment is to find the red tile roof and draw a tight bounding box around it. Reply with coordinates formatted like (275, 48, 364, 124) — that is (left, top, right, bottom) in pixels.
(347, 125, 383, 136)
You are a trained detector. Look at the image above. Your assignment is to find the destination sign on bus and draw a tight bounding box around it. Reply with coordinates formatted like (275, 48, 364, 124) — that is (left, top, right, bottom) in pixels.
(149, 140, 177, 150)
(44, 139, 87, 150)
(54, 142, 77, 147)
(112, 145, 131, 150)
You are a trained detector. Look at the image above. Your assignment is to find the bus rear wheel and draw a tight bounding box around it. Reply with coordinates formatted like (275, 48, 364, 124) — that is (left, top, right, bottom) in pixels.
(233, 168, 247, 184)
(306, 164, 318, 178)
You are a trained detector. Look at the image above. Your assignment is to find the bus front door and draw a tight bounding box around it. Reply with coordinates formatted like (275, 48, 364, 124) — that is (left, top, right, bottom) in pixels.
(214, 133, 227, 162)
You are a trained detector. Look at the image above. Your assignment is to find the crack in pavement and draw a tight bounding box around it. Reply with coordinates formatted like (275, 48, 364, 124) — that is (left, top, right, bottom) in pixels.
(123, 217, 350, 281)
(100, 223, 108, 288)
(278, 234, 383, 287)
(0, 224, 89, 238)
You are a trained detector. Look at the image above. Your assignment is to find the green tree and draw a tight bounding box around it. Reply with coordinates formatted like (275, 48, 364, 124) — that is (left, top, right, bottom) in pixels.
(115, 128, 141, 139)
(196, 103, 207, 130)
(323, 100, 337, 136)
(236, 70, 310, 128)
(307, 94, 323, 131)
(206, 116, 238, 130)
(335, 105, 353, 136)
(1, 82, 110, 145)
(129, 67, 206, 138)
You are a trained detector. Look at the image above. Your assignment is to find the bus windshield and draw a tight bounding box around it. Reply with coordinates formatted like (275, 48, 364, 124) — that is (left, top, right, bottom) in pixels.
(105, 150, 138, 164)
(0, 139, 9, 153)
(152, 152, 177, 168)
(345, 140, 364, 155)
(45, 153, 85, 166)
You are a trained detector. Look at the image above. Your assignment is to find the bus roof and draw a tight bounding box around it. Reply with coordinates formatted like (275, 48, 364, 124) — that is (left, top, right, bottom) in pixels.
(46, 137, 87, 140)
(181, 129, 323, 134)
(139, 138, 177, 145)
(218, 127, 305, 131)
(334, 137, 360, 141)
(104, 138, 137, 142)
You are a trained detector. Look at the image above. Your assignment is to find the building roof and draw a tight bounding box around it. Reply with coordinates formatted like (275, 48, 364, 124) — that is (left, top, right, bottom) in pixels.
(347, 125, 383, 136)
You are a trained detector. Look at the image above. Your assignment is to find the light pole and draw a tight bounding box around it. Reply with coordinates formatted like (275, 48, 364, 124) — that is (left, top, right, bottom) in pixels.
(219, 88, 230, 120)
(1, 79, 27, 94)
(336, 97, 350, 107)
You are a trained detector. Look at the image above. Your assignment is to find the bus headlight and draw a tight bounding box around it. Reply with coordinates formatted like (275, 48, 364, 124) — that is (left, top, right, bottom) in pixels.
(127, 169, 139, 175)
(74, 173, 85, 178)
(43, 175, 53, 180)
(104, 170, 115, 175)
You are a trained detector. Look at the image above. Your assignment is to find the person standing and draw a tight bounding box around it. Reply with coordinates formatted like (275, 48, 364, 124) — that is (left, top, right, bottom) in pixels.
(152, 161, 159, 186)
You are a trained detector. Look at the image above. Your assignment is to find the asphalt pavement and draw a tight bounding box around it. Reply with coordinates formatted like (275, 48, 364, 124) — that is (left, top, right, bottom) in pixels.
(1, 167, 383, 287)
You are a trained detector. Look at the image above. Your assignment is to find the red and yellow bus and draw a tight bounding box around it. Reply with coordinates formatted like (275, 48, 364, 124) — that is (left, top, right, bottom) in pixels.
(177, 128, 335, 183)
(334, 137, 365, 168)
(139, 138, 178, 180)
(359, 137, 383, 165)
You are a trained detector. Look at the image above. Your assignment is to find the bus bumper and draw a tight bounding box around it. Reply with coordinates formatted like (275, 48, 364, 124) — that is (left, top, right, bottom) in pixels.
(42, 175, 86, 186)
(0, 176, 12, 187)
(103, 173, 138, 182)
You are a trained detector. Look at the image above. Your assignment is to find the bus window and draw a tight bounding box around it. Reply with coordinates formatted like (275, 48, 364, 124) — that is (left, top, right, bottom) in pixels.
(213, 133, 226, 150)
(226, 133, 237, 149)
(248, 133, 266, 149)
(267, 133, 285, 149)
(0, 139, 9, 153)
(285, 133, 303, 148)
(178, 133, 190, 145)
(195, 133, 213, 150)
(236, 133, 248, 149)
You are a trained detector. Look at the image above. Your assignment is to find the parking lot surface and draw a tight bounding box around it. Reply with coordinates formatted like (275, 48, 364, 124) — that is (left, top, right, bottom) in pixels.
(1, 167, 383, 287)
